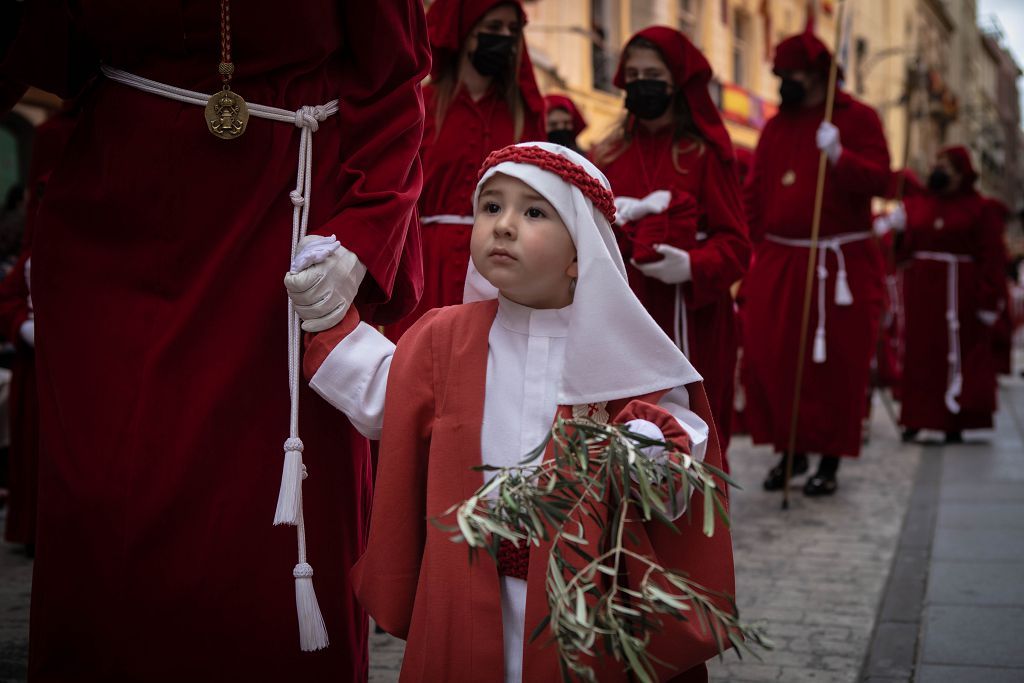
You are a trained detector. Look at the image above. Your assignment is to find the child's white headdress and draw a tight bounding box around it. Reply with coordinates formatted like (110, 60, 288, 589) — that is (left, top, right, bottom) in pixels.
(466, 142, 701, 405)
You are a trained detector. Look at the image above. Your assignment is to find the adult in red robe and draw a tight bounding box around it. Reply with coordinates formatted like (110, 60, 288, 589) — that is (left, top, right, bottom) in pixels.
(1, 2, 428, 680)
(0, 106, 76, 550)
(351, 301, 735, 682)
(387, 0, 545, 339)
(741, 30, 890, 494)
(896, 147, 1006, 441)
(595, 27, 750, 458)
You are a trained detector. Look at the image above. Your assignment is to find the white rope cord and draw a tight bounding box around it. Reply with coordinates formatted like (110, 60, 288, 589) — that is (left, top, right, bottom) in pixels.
(765, 231, 870, 363)
(102, 65, 336, 651)
(673, 284, 690, 357)
(913, 251, 971, 415)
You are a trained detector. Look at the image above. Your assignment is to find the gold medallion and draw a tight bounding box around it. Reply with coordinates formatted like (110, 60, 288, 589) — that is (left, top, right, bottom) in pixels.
(781, 170, 796, 186)
(205, 87, 249, 140)
(933, 217, 944, 230)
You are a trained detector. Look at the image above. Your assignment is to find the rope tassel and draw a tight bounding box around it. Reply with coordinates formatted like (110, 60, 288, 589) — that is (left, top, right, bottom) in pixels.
(834, 270, 853, 306)
(274, 438, 305, 526)
(293, 562, 329, 651)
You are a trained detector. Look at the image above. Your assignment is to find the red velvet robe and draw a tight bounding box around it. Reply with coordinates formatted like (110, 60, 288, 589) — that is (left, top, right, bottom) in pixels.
(895, 190, 1005, 431)
(1, 2, 428, 680)
(600, 128, 750, 456)
(352, 300, 735, 682)
(387, 83, 545, 339)
(741, 93, 890, 457)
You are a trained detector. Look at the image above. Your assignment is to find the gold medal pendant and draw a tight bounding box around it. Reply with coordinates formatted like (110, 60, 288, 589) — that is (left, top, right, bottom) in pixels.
(782, 169, 796, 186)
(206, 86, 249, 140)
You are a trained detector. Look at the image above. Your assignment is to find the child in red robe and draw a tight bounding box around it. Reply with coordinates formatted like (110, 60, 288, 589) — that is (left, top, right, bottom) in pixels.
(288, 143, 735, 682)
(388, 0, 546, 339)
(593, 27, 750, 458)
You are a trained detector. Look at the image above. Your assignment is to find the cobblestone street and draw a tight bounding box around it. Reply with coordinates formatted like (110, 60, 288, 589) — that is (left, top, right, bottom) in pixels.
(3, 382, 1023, 682)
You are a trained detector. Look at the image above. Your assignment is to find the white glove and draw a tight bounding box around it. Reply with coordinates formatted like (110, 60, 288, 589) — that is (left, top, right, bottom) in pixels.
(614, 190, 672, 225)
(872, 203, 906, 237)
(624, 418, 666, 461)
(20, 320, 34, 347)
(632, 244, 692, 284)
(284, 234, 367, 333)
(977, 310, 998, 326)
(816, 122, 842, 165)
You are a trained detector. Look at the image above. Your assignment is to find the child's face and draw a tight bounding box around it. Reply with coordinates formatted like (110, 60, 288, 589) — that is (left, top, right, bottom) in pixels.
(471, 174, 578, 309)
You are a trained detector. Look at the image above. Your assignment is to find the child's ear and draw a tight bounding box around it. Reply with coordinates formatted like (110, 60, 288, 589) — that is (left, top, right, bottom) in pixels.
(566, 258, 579, 279)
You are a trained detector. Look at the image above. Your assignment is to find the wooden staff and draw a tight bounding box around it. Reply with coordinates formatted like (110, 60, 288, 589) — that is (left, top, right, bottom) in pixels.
(782, 0, 847, 510)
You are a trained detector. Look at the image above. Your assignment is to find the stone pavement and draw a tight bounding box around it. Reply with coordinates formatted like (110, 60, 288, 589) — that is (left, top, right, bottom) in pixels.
(4, 382, 1022, 683)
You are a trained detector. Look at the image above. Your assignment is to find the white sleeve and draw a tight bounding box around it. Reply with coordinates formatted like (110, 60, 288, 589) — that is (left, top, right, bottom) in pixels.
(308, 322, 395, 440)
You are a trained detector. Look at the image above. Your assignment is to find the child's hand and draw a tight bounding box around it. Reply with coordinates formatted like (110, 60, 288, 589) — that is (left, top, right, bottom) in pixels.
(284, 235, 366, 332)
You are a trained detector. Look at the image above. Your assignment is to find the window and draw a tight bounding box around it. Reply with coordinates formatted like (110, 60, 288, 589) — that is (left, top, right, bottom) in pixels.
(733, 9, 750, 87)
(591, 0, 619, 93)
(678, 0, 703, 45)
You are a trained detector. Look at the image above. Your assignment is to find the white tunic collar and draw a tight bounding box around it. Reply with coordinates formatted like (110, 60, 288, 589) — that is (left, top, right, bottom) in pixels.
(496, 295, 571, 338)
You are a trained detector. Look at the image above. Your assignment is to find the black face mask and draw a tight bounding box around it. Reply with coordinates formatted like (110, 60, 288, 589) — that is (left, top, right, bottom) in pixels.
(471, 32, 517, 77)
(624, 80, 672, 120)
(547, 129, 577, 149)
(779, 77, 807, 107)
(927, 168, 952, 192)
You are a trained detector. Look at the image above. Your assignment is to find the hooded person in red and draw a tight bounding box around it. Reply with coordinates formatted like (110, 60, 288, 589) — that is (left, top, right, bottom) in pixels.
(741, 29, 890, 495)
(887, 147, 1006, 441)
(594, 27, 751, 460)
(0, 104, 77, 552)
(387, 0, 546, 339)
(1, 2, 428, 680)
(544, 93, 587, 152)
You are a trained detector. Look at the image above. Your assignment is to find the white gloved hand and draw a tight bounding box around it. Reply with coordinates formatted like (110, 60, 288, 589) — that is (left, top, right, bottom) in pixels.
(614, 190, 672, 225)
(816, 121, 842, 165)
(872, 203, 906, 237)
(19, 320, 34, 348)
(631, 244, 692, 284)
(624, 418, 666, 461)
(284, 234, 367, 333)
(977, 310, 998, 326)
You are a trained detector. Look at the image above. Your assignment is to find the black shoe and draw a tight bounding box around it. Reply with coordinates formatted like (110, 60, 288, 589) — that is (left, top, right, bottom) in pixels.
(901, 428, 919, 443)
(803, 474, 838, 496)
(945, 430, 963, 444)
(763, 454, 809, 491)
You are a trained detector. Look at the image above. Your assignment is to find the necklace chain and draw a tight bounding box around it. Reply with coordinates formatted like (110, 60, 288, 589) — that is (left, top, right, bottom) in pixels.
(217, 0, 234, 85)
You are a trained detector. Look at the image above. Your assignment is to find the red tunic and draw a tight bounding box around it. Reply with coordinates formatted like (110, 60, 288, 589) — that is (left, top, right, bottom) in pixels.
(1, 2, 428, 680)
(351, 300, 735, 682)
(896, 190, 1005, 431)
(741, 92, 890, 457)
(601, 128, 749, 455)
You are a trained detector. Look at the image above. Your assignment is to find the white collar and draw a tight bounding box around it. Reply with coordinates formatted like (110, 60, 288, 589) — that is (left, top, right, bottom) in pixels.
(496, 295, 571, 338)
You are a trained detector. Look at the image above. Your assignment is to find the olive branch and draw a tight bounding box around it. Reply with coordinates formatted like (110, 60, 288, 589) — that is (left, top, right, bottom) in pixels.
(433, 417, 772, 682)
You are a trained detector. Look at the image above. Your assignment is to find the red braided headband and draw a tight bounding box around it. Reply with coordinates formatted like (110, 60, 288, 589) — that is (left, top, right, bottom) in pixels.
(479, 146, 617, 224)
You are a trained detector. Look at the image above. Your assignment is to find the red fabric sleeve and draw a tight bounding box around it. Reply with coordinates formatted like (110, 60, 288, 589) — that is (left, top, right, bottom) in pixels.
(0, 252, 31, 346)
(318, 0, 430, 307)
(687, 154, 751, 308)
(830, 103, 891, 197)
(975, 202, 1010, 313)
(628, 193, 698, 264)
(301, 306, 362, 381)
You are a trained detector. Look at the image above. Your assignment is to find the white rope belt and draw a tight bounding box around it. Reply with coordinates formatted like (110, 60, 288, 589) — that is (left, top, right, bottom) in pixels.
(913, 251, 972, 414)
(420, 214, 475, 225)
(102, 65, 336, 651)
(765, 231, 871, 364)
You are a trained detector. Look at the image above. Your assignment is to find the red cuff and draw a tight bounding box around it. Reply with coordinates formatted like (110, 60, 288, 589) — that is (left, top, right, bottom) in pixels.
(302, 307, 362, 381)
(615, 399, 691, 454)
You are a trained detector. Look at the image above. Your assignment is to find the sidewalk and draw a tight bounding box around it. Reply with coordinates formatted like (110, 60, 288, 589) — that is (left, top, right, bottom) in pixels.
(864, 376, 1024, 682)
